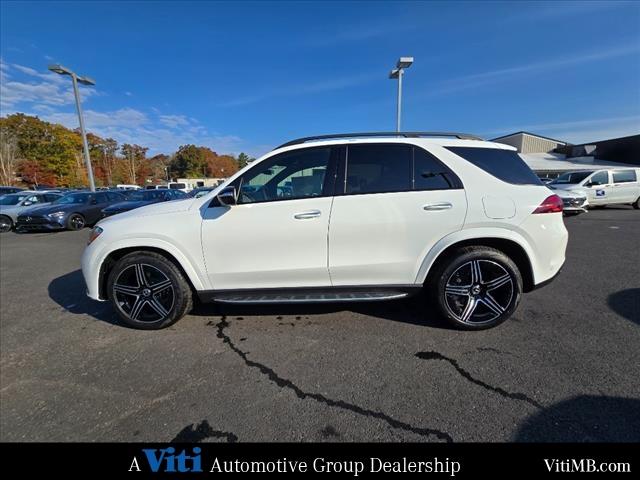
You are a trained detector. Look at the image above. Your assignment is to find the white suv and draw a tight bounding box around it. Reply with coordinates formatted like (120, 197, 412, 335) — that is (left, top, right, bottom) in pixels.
(82, 132, 568, 330)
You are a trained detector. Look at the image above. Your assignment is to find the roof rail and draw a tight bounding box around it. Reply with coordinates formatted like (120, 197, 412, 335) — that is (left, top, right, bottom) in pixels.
(274, 131, 483, 149)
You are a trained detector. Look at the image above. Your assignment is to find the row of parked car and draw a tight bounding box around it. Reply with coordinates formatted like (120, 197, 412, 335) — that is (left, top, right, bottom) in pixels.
(0, 186, 215, 233)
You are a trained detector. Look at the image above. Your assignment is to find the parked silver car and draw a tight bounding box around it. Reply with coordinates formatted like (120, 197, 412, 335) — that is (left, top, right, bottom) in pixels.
(0, 192, 63, 232)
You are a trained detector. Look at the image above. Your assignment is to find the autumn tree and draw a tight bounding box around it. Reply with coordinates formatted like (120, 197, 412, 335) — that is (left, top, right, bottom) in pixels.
(0, 126, 19, 185)
(120, 143, 148, 184)
(236, 152, 254, 169)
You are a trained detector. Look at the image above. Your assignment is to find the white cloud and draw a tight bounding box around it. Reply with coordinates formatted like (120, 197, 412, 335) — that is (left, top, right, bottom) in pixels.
(0, 61, 98, 111)
(221, 72, 378, 107)
(158, 114, 190, 128)
(419, 43, 640, 98)
(1, 62, 268, 157)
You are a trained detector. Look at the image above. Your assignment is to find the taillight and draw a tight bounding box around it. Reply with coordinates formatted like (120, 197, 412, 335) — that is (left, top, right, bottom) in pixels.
(533, 194, 563, 214)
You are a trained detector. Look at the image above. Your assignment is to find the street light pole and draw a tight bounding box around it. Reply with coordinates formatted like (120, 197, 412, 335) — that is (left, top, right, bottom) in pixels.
(70, 73, 96, 191)
(389, 57, 413, 133)
(48, 64, 96, 191)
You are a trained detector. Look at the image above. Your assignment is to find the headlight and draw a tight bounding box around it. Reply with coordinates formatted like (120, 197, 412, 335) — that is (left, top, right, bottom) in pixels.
(47, 211, 66, 218)
(88, 226, 103, 245)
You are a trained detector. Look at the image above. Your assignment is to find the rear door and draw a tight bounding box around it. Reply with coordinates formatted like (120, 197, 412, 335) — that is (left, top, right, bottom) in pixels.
(328, 143, 467, 286)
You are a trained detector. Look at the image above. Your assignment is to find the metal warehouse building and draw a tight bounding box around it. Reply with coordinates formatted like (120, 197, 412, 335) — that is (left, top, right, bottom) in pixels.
(491, 131, 567, 154)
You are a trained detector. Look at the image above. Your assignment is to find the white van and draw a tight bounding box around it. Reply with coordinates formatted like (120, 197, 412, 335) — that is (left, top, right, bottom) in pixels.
(548, 168, 640, 209)
(167, 182, 192, 193)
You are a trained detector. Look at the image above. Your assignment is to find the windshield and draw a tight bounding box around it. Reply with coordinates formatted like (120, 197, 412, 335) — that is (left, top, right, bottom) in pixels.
(125, 190, 167, 201)
(550, 171, 593, 185)
(0, 194, 29, 206)
(53, 193, 91, 205)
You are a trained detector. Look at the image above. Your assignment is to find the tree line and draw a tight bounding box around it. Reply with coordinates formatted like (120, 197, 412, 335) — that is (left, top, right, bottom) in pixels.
(0, 113, 255, 187)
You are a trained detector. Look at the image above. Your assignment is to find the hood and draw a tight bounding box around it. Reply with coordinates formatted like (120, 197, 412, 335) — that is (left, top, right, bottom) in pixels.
(550, 187, 586, 199)
(0, 205, 19, 214)
(98, 197, 194, 224)
(548, 184, 585, 192)
(21, 203, 78, 216)
(103, 199, 159, 211)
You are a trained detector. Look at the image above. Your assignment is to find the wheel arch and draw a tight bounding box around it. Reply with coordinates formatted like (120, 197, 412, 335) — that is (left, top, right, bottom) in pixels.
(97, 245, 204, 300)
(418, 233, 536, 292)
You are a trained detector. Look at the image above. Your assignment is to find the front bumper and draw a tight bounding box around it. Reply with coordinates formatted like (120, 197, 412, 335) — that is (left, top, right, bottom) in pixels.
(561, 197, 588, 213)
(15, 217, 65, 231)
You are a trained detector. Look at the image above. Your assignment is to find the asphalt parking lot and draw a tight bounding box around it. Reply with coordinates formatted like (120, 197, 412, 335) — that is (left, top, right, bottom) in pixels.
(1, 208, 639, 442)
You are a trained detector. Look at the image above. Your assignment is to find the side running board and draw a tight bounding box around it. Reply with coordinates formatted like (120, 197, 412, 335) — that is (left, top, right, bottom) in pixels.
(199, 287, 420, 304)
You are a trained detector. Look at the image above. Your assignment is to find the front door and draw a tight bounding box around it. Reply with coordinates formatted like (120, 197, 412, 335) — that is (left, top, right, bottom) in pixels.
(584, 170, 611, 205)
(328, 143, 467, 285)
(201, 146, 337, 290)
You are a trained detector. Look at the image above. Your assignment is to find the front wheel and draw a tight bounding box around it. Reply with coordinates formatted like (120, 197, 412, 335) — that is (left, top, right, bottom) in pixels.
(0, 215, 12, 233)
(430, 247, 523, 330)
(66, 213, 86, 230)
(107, 252, 193, 329)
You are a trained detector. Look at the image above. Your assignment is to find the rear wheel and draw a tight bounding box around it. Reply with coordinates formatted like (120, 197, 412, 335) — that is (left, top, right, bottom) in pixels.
(66, 213, 85, 230)
(0, 215, 12, 233)
(107, 252, 193, 329)
(430, 247, 523, 330)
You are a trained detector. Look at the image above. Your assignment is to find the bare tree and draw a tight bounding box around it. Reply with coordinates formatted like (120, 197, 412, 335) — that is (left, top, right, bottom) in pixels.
(0, 127, 19, 186)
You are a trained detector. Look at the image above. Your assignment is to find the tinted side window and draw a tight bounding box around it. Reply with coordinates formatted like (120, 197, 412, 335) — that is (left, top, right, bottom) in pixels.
(345, 144, 411, 194)
(446, 147, 542, 185)
(94, 193, 109, 203)
(238, 147, 332, 204)
(413, 147, 462, 190)
(612, 170, 637, 183)
(589, 171, 608, 185)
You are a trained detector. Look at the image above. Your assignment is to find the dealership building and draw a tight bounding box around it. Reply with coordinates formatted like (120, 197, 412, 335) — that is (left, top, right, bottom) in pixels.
(491, 131, 640, 178)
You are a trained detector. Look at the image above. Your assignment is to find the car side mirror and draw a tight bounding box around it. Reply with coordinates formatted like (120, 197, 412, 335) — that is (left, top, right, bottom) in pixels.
(586, 181, 598, 187)
(216, 186, 237, 206)
(23, 201, 33, 206)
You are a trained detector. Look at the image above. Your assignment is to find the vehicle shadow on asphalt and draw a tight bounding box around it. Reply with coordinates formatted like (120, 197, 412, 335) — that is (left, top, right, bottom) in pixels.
(515, 395, 640, 442)
(48, 270, 450, 329)
(48, 269, 119, 325)
(191, 294, 451, 329)
(607, 288, 640, 325)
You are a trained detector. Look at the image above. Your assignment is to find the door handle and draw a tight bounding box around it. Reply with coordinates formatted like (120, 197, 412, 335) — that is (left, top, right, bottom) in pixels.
(423, 202, 453, 211)
(294, 210, 321, 220)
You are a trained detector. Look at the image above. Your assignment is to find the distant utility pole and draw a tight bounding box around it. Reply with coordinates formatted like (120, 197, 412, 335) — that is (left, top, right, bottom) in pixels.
(388, 57, 414, 132)
(48, 64, 96, 191)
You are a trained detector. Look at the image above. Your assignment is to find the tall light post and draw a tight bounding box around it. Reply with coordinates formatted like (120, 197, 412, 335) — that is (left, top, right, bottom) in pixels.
(48, 64, 96, 191)
(389, 57, 414, 132)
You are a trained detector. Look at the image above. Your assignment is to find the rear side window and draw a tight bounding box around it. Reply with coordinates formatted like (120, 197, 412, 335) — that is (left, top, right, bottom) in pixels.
(346, 144, 411, 194)
(170, 183, 186, 189)
(413, 147, 462, 190)
(446, 147, 542, 185)
(612, 170, 637, 183)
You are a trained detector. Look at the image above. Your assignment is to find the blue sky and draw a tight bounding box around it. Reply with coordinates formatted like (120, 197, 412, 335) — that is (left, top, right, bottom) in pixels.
(1, 0, 639, 156)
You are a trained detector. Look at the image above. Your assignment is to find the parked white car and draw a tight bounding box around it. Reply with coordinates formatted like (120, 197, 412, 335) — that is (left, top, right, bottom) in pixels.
(553, 189, 588, 215)
(0, 191, 63, 232)
(548, 168, 640, 209)
(82, 132, 568, 330)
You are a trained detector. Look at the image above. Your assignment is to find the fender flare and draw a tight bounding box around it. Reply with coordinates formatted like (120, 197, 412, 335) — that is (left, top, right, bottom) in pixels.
(95, 237, 208, 293)
(414, 227, 536, 284)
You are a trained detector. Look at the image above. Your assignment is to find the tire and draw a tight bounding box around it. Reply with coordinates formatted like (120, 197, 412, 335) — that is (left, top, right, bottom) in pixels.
(428, 246, 523, 330)
(0, 215, 12, 233)
(107, 251, 193, 329)
(66, 213, 86, 230)
(633, 197, 639, 210)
